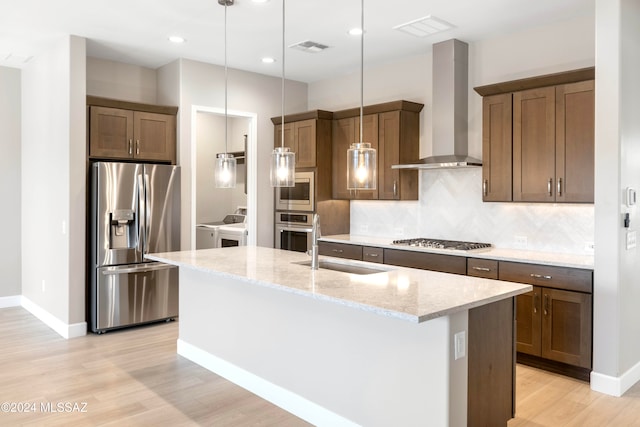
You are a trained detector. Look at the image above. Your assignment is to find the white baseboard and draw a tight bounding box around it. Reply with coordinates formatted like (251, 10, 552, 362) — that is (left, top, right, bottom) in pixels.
(177, 339, 358, 427)
(0, 295, 22, 308)
(20, 297, 87, 339)
(591, 360, 640, 397)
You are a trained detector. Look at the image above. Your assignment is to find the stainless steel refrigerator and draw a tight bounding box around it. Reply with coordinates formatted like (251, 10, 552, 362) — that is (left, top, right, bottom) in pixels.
(90, 162, 180, 333)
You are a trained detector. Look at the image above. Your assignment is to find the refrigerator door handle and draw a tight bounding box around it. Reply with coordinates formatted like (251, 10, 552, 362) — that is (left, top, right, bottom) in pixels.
(100, 262, 175, 275)
(137, 173, 146, 256)
(144, 173, 151, 253)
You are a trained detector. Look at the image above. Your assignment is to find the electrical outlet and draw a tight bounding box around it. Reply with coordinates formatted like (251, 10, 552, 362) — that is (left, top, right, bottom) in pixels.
(626, 231, 636, 250)
(515, 235, 528, 248)
(454, 331, 466, 360)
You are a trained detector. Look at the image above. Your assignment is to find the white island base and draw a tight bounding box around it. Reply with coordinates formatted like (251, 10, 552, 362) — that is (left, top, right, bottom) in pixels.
(178, 267, 468, 427)
(148, 247, 530, 427)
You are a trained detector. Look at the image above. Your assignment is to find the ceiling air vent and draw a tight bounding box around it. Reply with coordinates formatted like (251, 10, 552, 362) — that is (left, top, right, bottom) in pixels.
(289, 40, 330, 53)
(393, 15, 454, 38)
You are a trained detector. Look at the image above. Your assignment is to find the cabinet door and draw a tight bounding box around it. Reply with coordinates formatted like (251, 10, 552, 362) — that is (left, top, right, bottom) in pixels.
(515, 287, 542, 356)
(556, 80, 594, 203)
(513, 87, 556, 202)
(274, 122, 295, 150)
(378, 111, 419, 200)
(89, 106, 134, 159)
(541, 288, 592, 368)
(332, 115, 378, 199)
(482, 93, 513, 202)
(332, 118, 356, 199)
(133, 111, 176, 163)
(294, 119, 317, 168)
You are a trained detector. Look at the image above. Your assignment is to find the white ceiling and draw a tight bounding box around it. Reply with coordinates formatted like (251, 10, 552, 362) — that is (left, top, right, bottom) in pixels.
(1, 0, 594, 83)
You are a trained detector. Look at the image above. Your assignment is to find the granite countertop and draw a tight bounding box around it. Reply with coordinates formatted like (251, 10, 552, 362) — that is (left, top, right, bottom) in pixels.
(147, 246, 531, 324)
(319, 234, 594, 269)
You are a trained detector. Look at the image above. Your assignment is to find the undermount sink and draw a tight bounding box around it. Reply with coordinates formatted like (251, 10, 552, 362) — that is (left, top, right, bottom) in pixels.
(294, 260, 390, 275)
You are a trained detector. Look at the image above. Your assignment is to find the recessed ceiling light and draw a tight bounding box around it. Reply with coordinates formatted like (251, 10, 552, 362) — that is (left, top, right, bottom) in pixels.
(348, 28, 363, 36)
(393, 15, 454, 38)
(262, 57, 276, 64)
(168, 36, 186, 44)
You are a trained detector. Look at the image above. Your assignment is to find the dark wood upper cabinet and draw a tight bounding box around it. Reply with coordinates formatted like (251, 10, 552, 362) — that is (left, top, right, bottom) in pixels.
(88, 97, 177, 164)
(555, 80, 595, 203)
(475, 68, 595, 204)
(513, 86, 557, 202)
(482, 93, 513, 202)
(274, 117, 328, 169)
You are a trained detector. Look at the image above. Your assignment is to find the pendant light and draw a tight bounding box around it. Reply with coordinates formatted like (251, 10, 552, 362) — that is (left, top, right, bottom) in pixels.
(270, 0, 296, 187)
(347, 0, 376, 190)
(215, 0, 237, 188)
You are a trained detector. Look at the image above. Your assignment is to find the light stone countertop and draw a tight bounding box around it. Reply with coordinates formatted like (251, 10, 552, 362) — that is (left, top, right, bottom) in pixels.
(319, 234, 594, 269)
(146, 246, 531, 323)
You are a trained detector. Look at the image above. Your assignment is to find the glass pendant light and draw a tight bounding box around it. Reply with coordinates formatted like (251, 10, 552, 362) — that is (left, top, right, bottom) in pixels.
(347, 0, 376, 190)
(215, 0, 237, 188)
(270, 0, 295, 187)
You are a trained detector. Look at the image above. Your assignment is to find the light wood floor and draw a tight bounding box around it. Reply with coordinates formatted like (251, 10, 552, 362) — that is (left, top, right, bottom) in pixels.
(2, 307, 640, 427)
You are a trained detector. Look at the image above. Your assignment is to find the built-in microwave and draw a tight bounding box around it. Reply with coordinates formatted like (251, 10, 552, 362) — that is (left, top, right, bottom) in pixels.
(275, 171, 315, 212)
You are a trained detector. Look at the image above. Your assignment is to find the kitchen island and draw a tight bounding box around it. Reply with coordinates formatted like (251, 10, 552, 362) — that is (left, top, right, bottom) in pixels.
(147, 246, 531, 427)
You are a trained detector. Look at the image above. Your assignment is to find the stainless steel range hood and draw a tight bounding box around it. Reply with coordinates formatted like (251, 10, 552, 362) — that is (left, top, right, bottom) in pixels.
(392, 39, 482, 170)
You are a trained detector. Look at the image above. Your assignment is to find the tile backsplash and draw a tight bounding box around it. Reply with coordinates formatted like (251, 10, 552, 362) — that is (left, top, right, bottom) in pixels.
(350, 168, 594, 254)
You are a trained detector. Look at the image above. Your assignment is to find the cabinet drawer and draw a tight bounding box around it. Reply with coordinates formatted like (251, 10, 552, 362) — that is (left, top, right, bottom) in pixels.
(318, 242, 362, 261)
(363, 246, 384, 264)
(499, 261, 592, 294)
(467, 258, 499, 279)
(383, 248, 467, 275)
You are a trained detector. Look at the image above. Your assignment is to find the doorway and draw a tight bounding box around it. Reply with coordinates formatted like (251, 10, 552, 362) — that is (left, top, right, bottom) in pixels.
(190, 105, 258, 248)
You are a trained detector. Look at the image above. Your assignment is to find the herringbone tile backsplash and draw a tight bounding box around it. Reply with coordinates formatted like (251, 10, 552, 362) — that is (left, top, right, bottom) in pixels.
(350, 168, 594, 254)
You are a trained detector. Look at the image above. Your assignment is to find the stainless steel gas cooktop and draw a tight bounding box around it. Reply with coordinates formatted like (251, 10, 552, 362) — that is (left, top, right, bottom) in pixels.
(392, 238, 492, 252)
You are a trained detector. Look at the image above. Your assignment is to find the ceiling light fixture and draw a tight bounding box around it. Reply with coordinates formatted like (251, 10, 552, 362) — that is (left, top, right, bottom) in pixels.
(347, 0, 376, 191)
(270, 0, 295, 187)
(393, 15, 454, 38)
(215, 0, 237, 189)
(168, 36, 186, 44)
(261, 57, 276, 63)
(348, 28, 363, 36)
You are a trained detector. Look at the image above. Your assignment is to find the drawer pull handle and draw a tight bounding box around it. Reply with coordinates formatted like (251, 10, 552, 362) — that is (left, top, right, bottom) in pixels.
(548, 178, 553, 196)
(367, 253, 379, 257)
(332, 249, 344, 254)
(472, 266, 491, 272)
(136, 140, 140, 155)
(128, 139, 133, 155)
(530, 273, 552, 280)
(483, 180, 488, 197)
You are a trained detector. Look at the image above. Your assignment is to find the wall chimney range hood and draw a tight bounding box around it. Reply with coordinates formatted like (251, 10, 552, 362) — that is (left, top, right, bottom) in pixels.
(392, 39, 482, 170)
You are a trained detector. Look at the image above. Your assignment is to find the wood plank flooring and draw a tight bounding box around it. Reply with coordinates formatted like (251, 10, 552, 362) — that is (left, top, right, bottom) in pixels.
(2, 306, 640, 426)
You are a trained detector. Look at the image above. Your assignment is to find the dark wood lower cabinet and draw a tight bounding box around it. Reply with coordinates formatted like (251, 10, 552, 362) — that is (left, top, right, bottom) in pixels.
(468, 298, 515, 427)
(515, 286, 592, 380)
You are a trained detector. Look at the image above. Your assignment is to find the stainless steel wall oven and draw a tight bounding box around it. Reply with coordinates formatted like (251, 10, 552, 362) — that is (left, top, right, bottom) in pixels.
(275, 211, 314, 253)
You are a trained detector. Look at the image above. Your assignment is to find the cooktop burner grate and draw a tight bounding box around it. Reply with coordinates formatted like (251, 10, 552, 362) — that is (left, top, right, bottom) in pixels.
(392, 238, 492, 251)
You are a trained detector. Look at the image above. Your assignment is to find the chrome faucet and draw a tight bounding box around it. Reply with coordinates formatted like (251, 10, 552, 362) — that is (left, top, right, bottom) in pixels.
(310, 213, 321, 270)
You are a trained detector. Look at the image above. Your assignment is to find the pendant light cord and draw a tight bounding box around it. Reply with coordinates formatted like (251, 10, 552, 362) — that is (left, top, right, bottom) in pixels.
(359, 0, 364, 144)
(281, 0, 285, 149)
(224, 1, 228, 155)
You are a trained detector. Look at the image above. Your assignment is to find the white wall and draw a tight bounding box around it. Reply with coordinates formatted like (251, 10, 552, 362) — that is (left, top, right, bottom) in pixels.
(309, 14, 596, 254)
(591, 0, 640, 396)
(87, 57, 157, 104)
(161, 58, 307, 249)
(0, 67, 22, 298)
(21, 35, 86, 334)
